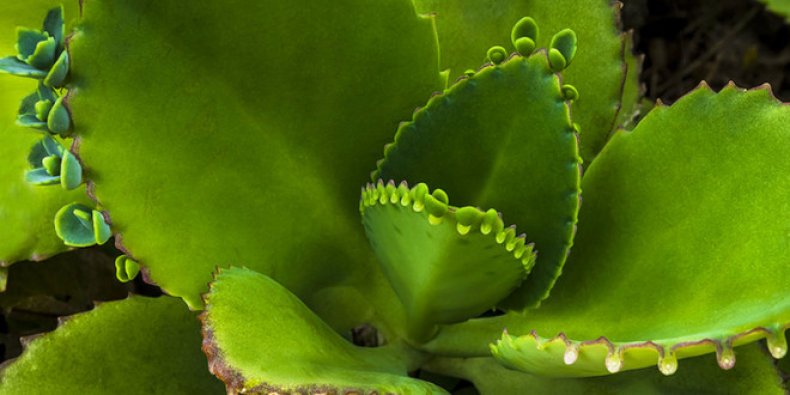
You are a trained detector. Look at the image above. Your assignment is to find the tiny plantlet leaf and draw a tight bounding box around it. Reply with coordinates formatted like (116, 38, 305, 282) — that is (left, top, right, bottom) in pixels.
(15, 27, 48, 62)
(25, 35, 56, 70)
(487, 45, 508, 64)
(47, 96, 71, 135)
(34, 98, 52, 120)
(41, 154, 60, 175)
(60, 150, 82, 190)
(42, 5, 64, 53)
(511, 17, 539, 47)
(549, 29, 578, 70)
(0, 56, 47, 78)
(114, 255, 140, 283)
(54, 203, 110, 247)
(44, 50, 68, 88)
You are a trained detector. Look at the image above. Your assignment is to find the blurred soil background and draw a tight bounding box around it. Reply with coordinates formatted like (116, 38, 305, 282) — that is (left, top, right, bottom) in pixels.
(622, 0, 790, 102)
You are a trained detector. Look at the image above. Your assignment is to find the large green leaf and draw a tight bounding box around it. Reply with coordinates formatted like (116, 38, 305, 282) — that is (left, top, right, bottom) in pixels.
(0, 1, 88, 270)
(0, 296, 224, 394)
(425, 83, 790, 377)
(67, 0, 444, 332)
(202, 267, 447, 394)
(413, 0, 628, 163)
(374, 49, 580, 310)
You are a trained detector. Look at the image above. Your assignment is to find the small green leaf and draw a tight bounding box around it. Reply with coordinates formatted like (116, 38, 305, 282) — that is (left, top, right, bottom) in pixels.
(15, 113, 46, 129)
(24, 167, 60, 185)
(46, 96, 70, 135)
(42, 5, 64, 53)
(114, 255, 140, 283)
(486, 45, 508, 64)
(25, 36, 57, 70)
(548, 28, 577, 71)
(511, 17, 539, 48)
(202, 267, 447, 394)
(15, 27, 47, 61)
(34, 98, 52, 120)
(41, 154, 60, 175)
(0, 56, 46, 78)
(92, 209, 111, 245)
(54, 203, 110, 247)
(60, 150, 82, 190)
(43, 50, 68, 88)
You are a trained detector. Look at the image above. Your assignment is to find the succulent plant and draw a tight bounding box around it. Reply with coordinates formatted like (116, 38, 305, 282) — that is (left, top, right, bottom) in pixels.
(0, 1, 787, 394)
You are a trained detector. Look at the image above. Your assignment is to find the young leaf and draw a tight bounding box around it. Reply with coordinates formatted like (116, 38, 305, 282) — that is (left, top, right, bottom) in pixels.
(360, 181, 534, 341)
(374, 50, 581, 311)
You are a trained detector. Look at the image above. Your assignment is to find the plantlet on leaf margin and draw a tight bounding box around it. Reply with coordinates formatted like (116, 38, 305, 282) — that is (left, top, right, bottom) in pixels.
(25, 134, 82, 190)
(0, 5, 66, 82)
(54, 202, 111, 247)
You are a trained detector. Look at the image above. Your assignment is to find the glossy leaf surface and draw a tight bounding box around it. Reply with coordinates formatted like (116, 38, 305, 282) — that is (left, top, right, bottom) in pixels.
(202, 267, 447, 394)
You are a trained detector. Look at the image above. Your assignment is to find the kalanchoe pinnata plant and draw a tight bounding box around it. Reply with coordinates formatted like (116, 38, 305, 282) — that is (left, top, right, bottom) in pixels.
(0, 1, 788, 394)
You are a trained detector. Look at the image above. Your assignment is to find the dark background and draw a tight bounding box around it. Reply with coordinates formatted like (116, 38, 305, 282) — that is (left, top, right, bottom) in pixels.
(623, 0, 789, 102)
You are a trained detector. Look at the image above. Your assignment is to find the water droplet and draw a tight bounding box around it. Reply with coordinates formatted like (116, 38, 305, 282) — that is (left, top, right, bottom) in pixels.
(605, 351, 622, 373)
(767, 331, 787, 359)
(563, 344, 579, 365)
(658, 352, 678, 376)
(717, 346, 736, 370)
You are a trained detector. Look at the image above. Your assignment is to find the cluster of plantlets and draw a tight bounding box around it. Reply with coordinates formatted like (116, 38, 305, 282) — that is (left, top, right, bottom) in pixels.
(0, 1, 787, 394)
